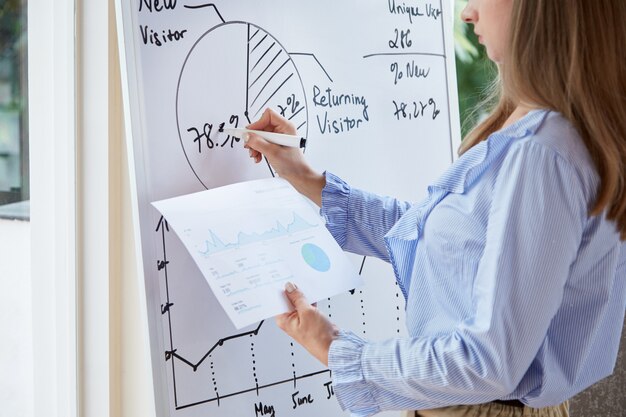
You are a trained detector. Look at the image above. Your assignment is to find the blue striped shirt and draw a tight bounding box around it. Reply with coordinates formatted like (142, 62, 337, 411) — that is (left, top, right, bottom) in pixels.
(322, 109, 626, 416)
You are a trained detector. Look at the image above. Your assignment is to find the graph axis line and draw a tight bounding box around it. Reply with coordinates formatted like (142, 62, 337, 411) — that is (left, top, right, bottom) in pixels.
(175, 369, 331, 410)
(157, 217, 179, 407)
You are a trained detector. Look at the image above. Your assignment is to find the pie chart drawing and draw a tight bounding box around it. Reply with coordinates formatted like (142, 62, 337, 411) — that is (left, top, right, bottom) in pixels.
(176, 21, 309, 190)
(301, 243, 331, 272)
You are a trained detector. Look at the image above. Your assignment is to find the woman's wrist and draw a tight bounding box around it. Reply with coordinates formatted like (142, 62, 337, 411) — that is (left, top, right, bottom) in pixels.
(283, 168, 325, 207)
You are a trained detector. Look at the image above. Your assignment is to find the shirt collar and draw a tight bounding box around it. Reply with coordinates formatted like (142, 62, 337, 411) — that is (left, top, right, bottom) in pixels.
(496, 108, 550, 139)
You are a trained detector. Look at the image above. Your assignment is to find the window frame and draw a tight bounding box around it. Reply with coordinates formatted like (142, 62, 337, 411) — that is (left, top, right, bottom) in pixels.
(29, 0, 78, 416)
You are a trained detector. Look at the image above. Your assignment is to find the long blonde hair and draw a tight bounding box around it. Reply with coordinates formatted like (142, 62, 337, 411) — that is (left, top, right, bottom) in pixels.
(460, 0, 626, 240)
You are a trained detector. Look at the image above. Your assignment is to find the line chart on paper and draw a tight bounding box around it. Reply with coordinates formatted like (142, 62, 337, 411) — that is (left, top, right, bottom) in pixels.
(152, 178, 363, 329)
(196, 212, 319, 256)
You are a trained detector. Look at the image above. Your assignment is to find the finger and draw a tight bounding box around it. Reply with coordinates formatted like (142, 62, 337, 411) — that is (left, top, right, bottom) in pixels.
(246, 108, 275, 131)
(275, 310, 299, 333)
(246, 132, 279, 155)
(265, 108, 295, 134)
(247, 108, 296, 135)
(284, 282, 311, 311)
(275, 312, 289, 331)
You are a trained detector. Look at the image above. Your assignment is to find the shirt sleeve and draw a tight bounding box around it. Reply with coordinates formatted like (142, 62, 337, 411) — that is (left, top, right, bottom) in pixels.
(328, 141, 588, 416)
(321, 171, 412, 261)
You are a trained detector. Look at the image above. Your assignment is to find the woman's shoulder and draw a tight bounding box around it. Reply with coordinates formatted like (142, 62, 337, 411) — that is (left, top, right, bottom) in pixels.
(513, 110, 600, 195)
(527, 111, 593, 166)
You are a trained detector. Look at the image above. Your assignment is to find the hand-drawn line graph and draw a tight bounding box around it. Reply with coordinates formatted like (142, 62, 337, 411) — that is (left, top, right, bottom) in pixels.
(157, 215, 334, 411)
(159, 208, 403, 412)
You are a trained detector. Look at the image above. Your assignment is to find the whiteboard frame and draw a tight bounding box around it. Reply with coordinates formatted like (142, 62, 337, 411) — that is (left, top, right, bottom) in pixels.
(114, 1, 167, 415)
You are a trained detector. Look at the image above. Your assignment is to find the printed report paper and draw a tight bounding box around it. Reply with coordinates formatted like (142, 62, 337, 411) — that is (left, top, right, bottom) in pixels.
(152, 178, 363, 329)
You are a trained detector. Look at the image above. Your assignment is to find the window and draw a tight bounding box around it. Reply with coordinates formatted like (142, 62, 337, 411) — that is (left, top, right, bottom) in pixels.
(0, 0, 28, 219)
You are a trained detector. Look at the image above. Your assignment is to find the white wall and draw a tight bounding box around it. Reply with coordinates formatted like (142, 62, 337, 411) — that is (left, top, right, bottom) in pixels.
(0, 219, 33, 417)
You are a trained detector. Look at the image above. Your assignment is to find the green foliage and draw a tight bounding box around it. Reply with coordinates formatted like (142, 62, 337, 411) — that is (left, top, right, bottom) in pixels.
(0, 0, 23, 54)
(453, 0, 497, 138)
(0, 0, 26, 112)
(453, 0, 478, 63)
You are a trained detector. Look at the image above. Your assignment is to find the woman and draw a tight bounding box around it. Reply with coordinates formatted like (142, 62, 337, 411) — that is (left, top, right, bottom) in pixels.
(244, 1, 626, 416)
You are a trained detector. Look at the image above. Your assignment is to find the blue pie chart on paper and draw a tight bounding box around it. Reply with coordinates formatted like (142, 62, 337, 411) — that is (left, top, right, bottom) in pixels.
(301, 243, 331, 272)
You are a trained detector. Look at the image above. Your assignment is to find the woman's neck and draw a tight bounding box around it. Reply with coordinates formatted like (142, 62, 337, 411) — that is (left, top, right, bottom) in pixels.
(501, 105, 533, 130)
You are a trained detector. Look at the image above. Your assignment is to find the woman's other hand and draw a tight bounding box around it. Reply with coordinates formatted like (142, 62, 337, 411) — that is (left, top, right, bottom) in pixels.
(275, 282, 339, 367)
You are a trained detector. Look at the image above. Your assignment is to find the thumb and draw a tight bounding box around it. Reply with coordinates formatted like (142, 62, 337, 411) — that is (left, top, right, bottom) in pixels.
(284, 282, 310, 311)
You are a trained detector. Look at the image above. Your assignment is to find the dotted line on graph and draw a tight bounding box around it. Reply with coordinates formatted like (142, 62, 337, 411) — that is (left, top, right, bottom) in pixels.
(290, 342, 297, 389)
(395, 282, 401, 334)
(360, 290, 366, 335)
(251, 336, 259, 395)
(327, 297, 332, 318)
(209, 355, 221, 406)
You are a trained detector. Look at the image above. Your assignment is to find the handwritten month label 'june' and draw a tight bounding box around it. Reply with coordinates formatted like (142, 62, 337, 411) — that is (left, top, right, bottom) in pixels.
(152, 178, 363, 329)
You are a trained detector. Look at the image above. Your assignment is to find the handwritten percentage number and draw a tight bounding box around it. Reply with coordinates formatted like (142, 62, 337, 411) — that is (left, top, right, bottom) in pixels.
(278, 94, 301, 118)
(187, 114, 240, 153)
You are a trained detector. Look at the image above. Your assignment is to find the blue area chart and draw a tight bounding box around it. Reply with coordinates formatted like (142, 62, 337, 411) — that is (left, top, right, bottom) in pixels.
(301, 243, 331, 272)
(199, 212, 317, 256)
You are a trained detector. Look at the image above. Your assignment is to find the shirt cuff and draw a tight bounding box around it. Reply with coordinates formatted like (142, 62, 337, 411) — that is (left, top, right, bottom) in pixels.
(320, 171, 350, 248)
(328, 330, 381, 417)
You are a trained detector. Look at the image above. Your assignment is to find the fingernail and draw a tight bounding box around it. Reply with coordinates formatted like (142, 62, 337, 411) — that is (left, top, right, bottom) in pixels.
(285, 282, 297, 293)
(243, 133, 249, 143)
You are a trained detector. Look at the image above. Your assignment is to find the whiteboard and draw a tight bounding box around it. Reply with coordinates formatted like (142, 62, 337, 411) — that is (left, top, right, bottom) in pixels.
(115, 1, 461, 416)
